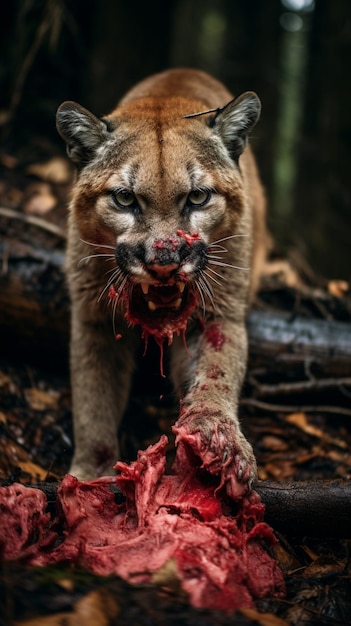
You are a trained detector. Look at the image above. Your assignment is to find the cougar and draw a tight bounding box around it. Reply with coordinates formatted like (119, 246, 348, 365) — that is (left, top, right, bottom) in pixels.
(56, 68, 267, 498)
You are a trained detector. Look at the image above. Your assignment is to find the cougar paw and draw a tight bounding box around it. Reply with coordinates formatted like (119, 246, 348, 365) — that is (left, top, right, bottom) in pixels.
(173, 413, 257, 499)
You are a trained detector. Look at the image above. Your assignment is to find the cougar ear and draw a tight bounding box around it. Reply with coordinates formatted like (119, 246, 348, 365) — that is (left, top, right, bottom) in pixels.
(213, 91, 261, 161)
(56, 101, 111, 167)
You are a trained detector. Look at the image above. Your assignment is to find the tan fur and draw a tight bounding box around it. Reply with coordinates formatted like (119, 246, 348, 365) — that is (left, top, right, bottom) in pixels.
(57, 69, 267, 497)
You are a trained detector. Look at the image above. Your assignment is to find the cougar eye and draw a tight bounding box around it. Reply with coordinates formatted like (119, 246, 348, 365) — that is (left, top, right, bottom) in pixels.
(112, 190, 137, 209)
(187, 189, 211, 207)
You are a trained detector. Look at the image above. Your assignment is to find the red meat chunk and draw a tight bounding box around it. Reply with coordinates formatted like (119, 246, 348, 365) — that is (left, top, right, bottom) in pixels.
(0, 436, 284, 611)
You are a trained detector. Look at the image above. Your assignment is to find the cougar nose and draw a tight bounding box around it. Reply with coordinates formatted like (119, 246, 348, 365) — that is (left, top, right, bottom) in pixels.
(147, 262, 179, 279)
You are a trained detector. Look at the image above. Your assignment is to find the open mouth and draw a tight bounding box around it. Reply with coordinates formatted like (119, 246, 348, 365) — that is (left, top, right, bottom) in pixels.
(124, 280, 200, 343)
(140, 281, 186, 312)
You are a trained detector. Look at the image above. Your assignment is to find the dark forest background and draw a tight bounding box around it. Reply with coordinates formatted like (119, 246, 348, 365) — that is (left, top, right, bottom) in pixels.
(0, 0, 350, 280)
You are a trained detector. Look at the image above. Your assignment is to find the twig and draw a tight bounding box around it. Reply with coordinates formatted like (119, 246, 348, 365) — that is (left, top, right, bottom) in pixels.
(0, 206, 66, 239)
(240, 397, 351, 417)
(249, 376, 351, 397)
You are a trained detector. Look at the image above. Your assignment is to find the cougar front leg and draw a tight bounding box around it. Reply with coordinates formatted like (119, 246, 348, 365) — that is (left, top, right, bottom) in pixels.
(69, 309, 136, 480)
(171, 319, 256, 499)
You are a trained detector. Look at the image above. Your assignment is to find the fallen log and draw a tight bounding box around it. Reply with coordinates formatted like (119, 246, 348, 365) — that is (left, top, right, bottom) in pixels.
(3, 478, 350, 538)
(248, 309, 351, 379)
(255, 479, 351, 537)
(1, 206, 351, 399)
(0, 207, 69, 363)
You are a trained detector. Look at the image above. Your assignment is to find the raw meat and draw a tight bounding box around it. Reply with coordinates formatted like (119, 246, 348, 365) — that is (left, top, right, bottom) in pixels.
(0, 483, 55, 560)
(0, 436, 284, 611)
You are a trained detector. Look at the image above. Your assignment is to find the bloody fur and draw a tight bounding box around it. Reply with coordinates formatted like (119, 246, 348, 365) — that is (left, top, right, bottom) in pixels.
(108, 241, 202, 376)
(57, 68, 267, 503)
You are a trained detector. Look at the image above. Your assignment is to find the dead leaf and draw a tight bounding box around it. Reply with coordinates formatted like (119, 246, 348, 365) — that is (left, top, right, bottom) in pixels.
(287, 414, 348, 451)
(240, 607, 289, 626)
(261, 259, 302, 288)
(258, 466, 268, 480)
(328, 279, 349, 298)
(273, 542, 301, 574)
(24, 183, 57, 215)
(73, 590, 119, 624)
(26, 156, 72, 184)
(286, 412, 324, 439)
(302, 556, 344, 578)
(264, 462, 284, 479)
(0, 110, 11, 125)
(0, 372, 11, 387)
(294, 451, 319, 465)
(4, 186, 24, 208)
(24, 388, 59, 410)
(17, 460, 49, 481)
(57, 578, 75, 592)
(0, 153, 18, 168)
(260, 435, 288, 451)
(264, 460, 295, 481)
(327, 448, 351, 462)
(301, 544, 319, 561)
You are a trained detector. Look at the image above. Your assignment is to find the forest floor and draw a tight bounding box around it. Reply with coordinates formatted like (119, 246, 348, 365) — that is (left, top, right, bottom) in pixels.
(0, 148, 351, 625)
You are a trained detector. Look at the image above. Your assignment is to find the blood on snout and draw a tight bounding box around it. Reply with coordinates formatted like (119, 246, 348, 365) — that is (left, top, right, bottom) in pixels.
(176, 229, 202, 247)
(152, 237, 179, 252)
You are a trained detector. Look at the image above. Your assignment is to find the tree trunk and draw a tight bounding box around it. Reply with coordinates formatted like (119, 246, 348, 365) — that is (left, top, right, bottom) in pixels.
(294, 0, 351, 279)
(86, 0, 177, 114)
